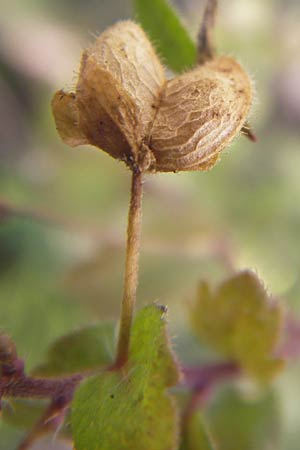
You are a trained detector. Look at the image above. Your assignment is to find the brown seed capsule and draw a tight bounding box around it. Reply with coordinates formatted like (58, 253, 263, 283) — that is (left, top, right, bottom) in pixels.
(52, 21, 165, 165)
(52, 21, 252, 173)
(147, 56, 252, 172)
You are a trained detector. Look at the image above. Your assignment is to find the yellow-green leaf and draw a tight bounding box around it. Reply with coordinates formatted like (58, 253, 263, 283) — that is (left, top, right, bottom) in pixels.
(190, 271, 284, 381)
(32, 323, 115, 377)
(1, 398, 48, 429)
(72, 304, 181, 450)
(207, 386, 280, 450)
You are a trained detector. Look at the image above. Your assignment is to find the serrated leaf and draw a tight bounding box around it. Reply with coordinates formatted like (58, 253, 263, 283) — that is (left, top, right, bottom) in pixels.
(32, 323, 115, 377)
(133, 0, 197, 73)
(72, 304, 181, 450)
(190, 271, 284, 381)
(181, 411, 216, 450)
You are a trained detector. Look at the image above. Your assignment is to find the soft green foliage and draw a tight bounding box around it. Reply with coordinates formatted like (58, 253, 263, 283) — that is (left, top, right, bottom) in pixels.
(190, 271, 284, 381)
(133, 0, 197, 72)
(207, 387, 280, 450)
(1, 0, 300, 448)
(72, 305, 180, 450)
(181, 412, 216, 450)
(32, 323, 115, 376)
(1, 399, 48, 429)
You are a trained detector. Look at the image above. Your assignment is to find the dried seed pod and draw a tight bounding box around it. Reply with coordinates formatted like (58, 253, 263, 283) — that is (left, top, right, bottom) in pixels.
(147, 56, 252, 172)
(52, 21, 252, 173)
(52, 21, 165, 165)
(52, 91, 88, 148)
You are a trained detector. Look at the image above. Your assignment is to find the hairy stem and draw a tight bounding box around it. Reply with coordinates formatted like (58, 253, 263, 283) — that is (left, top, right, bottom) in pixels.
(116, 169, 144, 367)
(0, 374, 82, 400)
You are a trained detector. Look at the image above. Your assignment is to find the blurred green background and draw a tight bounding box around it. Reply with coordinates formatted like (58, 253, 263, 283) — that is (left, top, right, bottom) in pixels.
(1, 0, 300, 448)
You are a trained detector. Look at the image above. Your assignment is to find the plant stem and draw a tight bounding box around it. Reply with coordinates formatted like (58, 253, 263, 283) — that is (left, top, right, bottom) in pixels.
(116, 168, 144, 367)
(197, 0, 218, 64)
(0, 374, 82, 399)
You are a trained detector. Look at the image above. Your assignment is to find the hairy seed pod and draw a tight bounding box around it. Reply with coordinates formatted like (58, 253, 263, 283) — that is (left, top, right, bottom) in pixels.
(52, 91, 88, 148)
(52, 21, 252, 173)
(147, 56, 252, 172)
(52, 21, 165, 165)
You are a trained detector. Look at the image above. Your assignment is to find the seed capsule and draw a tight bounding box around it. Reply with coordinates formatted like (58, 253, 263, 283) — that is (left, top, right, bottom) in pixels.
(147, 56, 252, 172)
(52, 21, 252, 173)
(52, 21, 165, 166)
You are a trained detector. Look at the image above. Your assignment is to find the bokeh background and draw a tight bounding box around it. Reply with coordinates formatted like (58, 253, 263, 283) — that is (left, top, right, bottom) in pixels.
(1, 0, 300, 448)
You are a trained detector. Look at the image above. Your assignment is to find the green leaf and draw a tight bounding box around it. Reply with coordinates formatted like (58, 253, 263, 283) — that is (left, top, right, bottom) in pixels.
(133, 0, 197, 73)
(207, 386, 280, 450)
(72, 304, 181, 450)
(190, 271, 284, 381)
(1, 398, 48, 429)
(32, 323, 115, 377)
(181, 412, 216, 450)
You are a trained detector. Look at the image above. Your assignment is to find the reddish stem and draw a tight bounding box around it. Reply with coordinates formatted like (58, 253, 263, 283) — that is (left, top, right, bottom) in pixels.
(182, 361, 240, 425)
(182, 361, 240, 390)
(0, 373, 82, 402)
